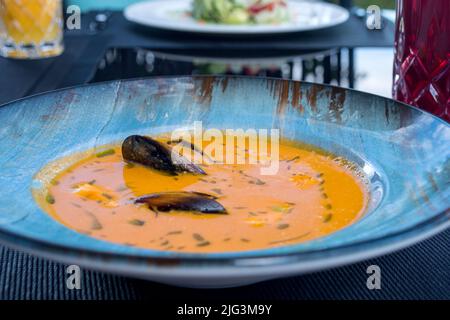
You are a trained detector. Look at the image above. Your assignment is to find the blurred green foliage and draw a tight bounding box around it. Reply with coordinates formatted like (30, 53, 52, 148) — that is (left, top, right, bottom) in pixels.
(353, 0, 396, 9)
(329, 0, 396, 9)
(66, 0, 397, 13)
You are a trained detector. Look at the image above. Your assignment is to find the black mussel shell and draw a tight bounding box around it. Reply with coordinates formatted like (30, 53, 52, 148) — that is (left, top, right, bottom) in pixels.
(122, 135, 205, 175)
(135, 191, 227, 214)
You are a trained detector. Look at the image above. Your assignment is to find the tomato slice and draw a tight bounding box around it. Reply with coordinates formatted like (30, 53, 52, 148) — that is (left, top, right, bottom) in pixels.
(248, 1, 284, 15)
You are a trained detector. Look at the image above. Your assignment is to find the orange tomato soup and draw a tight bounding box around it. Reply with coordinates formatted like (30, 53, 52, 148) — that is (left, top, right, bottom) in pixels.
(37, 135, 368, 253)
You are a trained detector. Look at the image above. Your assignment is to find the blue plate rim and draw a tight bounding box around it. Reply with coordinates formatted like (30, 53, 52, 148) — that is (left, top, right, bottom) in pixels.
(0, 74, 449, 128)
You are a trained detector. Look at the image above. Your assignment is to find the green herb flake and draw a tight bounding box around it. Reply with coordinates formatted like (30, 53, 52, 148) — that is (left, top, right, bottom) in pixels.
(271, 206, 284, 213)
(254, 178, 266, 185)
(129, 219, 145, 226)
(125, 162, 135, 169)
(323, 213, 333, 223)
(167, 230, 182, 235)
(91, 220, 103, 230)
(102, 193, 113, 200)
(193, 233, 205, 242)
(116, 185, 128, 192)
(271, 204, 294, 214)
(277, 223, 290, 230)
(268, 232, 311, 245)
(287, 155, 300, 162)
(96, 149, 115, 158)
(196, 241, 211, 247)
(46, 194, 55, 205)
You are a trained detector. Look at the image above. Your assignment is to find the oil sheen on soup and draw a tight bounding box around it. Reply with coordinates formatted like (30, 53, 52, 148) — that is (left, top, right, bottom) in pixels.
(36, 135, 368, 253)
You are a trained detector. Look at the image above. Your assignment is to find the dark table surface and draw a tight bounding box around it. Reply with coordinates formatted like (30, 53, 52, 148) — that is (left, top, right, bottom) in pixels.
(0, 11, 449, 300)
(0, 11, 395, 104)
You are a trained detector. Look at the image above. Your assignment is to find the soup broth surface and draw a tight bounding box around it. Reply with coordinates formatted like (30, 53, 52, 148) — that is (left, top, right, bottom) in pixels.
(37, 135, 368, 253)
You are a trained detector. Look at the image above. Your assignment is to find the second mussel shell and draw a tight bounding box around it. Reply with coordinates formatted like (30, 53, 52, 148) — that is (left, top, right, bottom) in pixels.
(135, 192, 227, 214)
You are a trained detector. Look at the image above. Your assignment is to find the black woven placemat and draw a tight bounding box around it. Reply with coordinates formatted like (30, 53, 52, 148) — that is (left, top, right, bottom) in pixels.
(1, 228, 449, 300)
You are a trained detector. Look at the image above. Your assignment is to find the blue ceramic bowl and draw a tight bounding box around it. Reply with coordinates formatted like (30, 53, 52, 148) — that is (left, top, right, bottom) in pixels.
(0, 76, 448, 288)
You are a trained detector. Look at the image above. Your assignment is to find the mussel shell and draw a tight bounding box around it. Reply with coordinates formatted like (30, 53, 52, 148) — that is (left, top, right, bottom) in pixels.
(122, 135, 205, 175)
(135, 191, 227, 214)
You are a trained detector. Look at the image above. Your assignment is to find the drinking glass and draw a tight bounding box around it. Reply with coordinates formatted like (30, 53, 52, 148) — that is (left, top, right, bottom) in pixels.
(0, 0, 64, 59)
(393, 0, 450, 122)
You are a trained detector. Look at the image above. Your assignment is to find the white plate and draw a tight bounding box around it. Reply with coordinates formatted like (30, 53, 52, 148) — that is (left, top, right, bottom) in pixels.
(124, 0, 350, 35)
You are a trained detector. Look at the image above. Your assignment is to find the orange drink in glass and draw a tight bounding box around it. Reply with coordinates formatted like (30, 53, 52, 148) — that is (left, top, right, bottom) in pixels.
(0, 0, 63, 59)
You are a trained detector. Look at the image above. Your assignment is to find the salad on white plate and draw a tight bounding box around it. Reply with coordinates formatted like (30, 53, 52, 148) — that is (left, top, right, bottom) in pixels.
(124, 0, 350, 35)
(192, 0, 291, 25)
